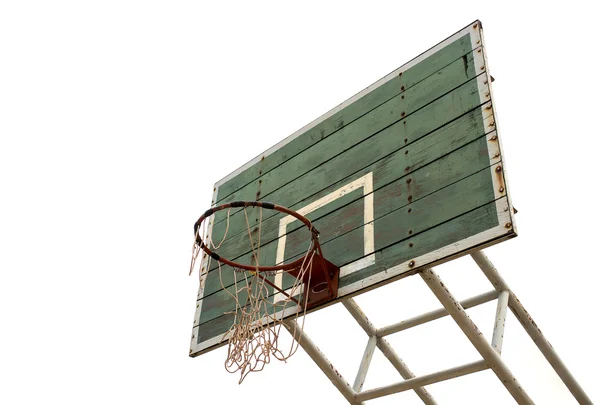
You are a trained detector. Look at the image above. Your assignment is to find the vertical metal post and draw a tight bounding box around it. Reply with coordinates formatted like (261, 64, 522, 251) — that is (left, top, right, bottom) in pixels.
(353, 336, 377, 392)
(420, 268, 535, 405)
(283, 320, 360, 404)
(492, 290, 509, 354)
(471, 251, 593, 405)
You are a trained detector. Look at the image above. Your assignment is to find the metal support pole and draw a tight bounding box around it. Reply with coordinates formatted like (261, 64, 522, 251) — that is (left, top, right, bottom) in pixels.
(377, 290, 499, 337)
(355, 360, 488, 402)
(343, 298, 438, 405)
(492, 290, 509, 354)
(420, 268, 535, 405)
(353, 336, 377, 392)
(376, 338, 439, 405)
(283, 320, 360, 404)
(471, 251, 593, 405)
(342, 299, 377, 335)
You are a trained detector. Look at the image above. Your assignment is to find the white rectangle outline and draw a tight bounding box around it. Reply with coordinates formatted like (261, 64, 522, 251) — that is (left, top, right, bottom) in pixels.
(273, 172, 375, 302)
(190, 21, 518, 357)
(192, 199, 514, 356)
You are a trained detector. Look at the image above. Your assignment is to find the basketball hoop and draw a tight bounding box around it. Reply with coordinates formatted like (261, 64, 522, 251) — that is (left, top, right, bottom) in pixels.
(190, 201, 340, 382)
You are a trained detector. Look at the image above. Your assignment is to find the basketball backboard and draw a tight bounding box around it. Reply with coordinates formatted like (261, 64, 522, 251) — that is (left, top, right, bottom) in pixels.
(190, 20, 516, 357)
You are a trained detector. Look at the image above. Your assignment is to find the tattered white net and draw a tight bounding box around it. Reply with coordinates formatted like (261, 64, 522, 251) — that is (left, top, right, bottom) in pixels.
(190, 206, 315, 383)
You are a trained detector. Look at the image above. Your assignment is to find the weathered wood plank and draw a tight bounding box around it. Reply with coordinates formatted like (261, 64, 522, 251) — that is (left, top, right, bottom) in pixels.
(215, 34, 475, 201)
(219, 52, 478, 205)
(196, 196, 508, 342)
(198, 163, 499, 325)
(201, 128, 494, 297)
(205, 97, 492, 273)
(209, 72, 488, 247)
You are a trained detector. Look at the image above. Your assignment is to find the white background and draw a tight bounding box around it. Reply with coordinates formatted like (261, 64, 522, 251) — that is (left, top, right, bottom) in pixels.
(1, 1, 598, 404)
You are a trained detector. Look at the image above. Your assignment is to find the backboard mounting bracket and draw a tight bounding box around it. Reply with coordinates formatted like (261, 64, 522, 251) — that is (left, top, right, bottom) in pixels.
(283, 249, 593, 404)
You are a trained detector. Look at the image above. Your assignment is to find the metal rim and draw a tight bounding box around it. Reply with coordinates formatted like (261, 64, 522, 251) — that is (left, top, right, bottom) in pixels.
(194, 201, 319, 272)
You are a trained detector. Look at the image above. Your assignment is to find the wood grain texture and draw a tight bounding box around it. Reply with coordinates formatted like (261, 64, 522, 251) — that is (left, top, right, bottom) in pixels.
(199, 162, 499, 325)
(215, 34, 475, 202)
(201, 122, 495, 297)
(192, 26, 515, 354)
(196, 196, 510, 343)
(209, 69, 487, 247)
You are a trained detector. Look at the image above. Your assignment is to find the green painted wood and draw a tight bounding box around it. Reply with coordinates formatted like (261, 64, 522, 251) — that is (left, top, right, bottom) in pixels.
(196, 197, 510, 344)
(201, 126, 494, 297)
(198, 163, 498, 325)
(211, 52, 480, 237)
(219, 52, 477, 205)
(202, 188, 363, 297)
(205, 91, 492, 274)
(215, 34, 475, 202)
(209, 72, 487, 248)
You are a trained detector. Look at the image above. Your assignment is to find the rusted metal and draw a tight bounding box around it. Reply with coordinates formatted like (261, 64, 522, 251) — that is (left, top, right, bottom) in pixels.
(291, 253, 340, 310)
(355, 360, 488, 402)
(492, 290, 509, 354)
(375, 339, 439, 405)
(343, 298, 438, 404)
(353, 336, 377, 392)
(420, 268, 535, 405)
(194, 200, 340, 310)
(342, 299, 377, 336)
(283, 319, 360, 404)
(377, 290, 499, 337)
(194, 201, 316, 271)
(471, 251, 594, 404)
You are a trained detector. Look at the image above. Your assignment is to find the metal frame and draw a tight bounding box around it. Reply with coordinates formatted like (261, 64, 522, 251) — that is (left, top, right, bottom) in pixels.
(284, 250, 592, 404)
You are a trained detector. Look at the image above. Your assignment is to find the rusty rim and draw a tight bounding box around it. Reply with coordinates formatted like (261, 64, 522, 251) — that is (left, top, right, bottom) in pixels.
(194, 201, 319, 272)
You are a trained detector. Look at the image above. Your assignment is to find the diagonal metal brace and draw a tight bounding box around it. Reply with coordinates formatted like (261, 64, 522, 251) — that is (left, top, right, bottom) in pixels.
(343, 298, 439, 404)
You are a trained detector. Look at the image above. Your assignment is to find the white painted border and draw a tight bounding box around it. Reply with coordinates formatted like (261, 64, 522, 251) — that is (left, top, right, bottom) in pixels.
(476, 22, 517, 233)
(189, 187, 218, 352)
(273, 172, 375, 302)
(339, 197, 513, 295)
(214, 21, 483, 188)
(192, 303, 303, 354)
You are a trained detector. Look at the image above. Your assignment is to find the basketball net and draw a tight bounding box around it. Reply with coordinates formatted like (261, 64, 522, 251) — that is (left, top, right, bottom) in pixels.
(190, 206, 313, 383)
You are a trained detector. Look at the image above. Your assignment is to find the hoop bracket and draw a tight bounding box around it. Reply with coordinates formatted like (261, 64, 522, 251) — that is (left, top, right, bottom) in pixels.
(193, 200, 340, 310)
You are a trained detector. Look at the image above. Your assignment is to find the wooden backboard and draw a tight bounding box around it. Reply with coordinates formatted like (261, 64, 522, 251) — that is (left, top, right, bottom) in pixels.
(190, 20, 516, 357)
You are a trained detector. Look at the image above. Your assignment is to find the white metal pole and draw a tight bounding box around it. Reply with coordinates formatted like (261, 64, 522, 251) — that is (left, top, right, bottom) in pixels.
(353, 335, 377, 392)
(377, 290, 499, 337)
(471, 251, 593, 405)
(420, 268, 535, 405)
(343, 298, 438, 405)
(342, 299, 377, 335)
(355, 360, 488, 402)
(375, 338, 439, 405)
(283, 320, 360, 404)
(492, 290, 509, 354)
